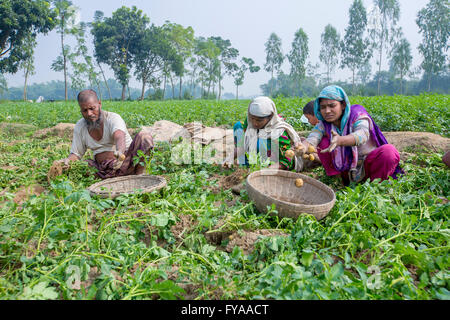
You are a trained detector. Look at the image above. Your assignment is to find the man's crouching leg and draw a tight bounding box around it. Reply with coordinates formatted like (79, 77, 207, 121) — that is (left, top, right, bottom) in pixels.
(120, 130, 154, 176)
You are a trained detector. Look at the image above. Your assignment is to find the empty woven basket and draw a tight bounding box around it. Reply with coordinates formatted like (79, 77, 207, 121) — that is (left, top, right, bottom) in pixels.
(87, 175, 167, 199)
(246, 169, 336, 220)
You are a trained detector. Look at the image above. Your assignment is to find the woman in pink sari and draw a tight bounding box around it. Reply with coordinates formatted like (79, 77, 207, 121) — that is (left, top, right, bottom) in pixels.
(297, 85, 403, 186)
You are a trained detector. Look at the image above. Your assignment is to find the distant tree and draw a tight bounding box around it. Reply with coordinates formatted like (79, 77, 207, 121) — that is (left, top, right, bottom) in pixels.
(319, 24, 340, 84)
(194, 37, 220, 98)
(368, 0, 401, 95)
(71, 22, 102, 99)
(390, 35, 412, 94)
(91, 11, 112, 101)
(18, 33, 36, 101)
(264, 33, 284, 96)
(357, 60, 372, 90)
(287, 28, 309, 96)
(230, 57, 260, 100)
(416, 0, 449, 91)
(0, 75, 7, 99)
(341, 0, 372, 94)
(68, 54, 88, 98)
(91, 6, 149, 100)
(162, 22, 194, 99)
(51, 0, 79, 101)
(210, 37, 239, 100)
(187, 56, 199, 98)
(0, 0, 55, 74)
(134, 25, 182, 100)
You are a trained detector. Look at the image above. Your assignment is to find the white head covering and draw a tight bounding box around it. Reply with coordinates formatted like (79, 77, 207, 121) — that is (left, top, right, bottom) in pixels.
(249, 97, 274, 117)
(244, 96, 304, 172)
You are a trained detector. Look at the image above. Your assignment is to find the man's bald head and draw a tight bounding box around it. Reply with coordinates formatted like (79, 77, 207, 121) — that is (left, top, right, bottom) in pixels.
(77, 89, 99, 104)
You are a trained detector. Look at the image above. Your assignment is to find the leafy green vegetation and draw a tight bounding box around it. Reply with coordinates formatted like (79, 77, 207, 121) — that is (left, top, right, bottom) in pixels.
(0, 97, 448, 300)
(0, 94, 449, 137)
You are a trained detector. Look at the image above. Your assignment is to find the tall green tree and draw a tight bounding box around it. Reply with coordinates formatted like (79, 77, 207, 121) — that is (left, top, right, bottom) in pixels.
(0, 74, 7, 99)
(91, 11, 111, 100)
(19, 33, 36, 101)
(51, 0, 79, 101)
(72, 22, 102, 99)
(230, 57, 260, 100)
(390, 34, 412, 94)
(67, 54, 88, 98)
(287, 28, 309, 96)
(341, 0, 372, 94)
(264, 33, 284, 97)
(368, 0, 401, 95)
(91, 6, 149, 100)
(134, 25, 182, 100)
(0, 0, 55, 74)
(162, 22, 194, 99)
(187, 56, 199, 98)
(210, 37, 239, 100)
(416, 0, 449, 91)
(357, 61, 372, 91)
(194, 37, 220, 98)
(319, 24, 340, 84)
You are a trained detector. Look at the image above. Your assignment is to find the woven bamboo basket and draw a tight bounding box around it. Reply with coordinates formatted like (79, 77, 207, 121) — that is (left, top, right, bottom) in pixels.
(246, 169, 336, 220)
(87, 175, 167, 199)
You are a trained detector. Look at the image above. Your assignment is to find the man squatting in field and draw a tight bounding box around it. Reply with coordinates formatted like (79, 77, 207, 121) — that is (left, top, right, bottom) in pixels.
(57, 89, 154, 179)
(296, 85, 404, 186)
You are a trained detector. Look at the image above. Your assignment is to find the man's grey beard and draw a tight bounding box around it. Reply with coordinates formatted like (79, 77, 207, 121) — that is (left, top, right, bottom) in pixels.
(85, 110, 103, 130)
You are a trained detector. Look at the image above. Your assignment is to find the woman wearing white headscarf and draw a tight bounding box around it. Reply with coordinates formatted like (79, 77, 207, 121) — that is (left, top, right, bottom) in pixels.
(233, 96, 304, 171)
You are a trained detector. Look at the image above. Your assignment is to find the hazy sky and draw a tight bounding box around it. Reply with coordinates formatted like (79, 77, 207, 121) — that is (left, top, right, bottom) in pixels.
(4, 0, 431, 97)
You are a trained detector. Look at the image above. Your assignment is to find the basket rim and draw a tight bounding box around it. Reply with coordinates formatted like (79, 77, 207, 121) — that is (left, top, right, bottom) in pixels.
(87, 174, 167, 197)
(245, 169, 336, 209)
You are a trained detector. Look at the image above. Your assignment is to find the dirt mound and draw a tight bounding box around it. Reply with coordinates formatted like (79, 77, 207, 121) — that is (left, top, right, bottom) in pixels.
(225, 229, 289, 254)
(34, 123, 75, 139)
(13, 184, 46, 205)
(204, 216, 234, 245)
(33, 122, 138, 140)
(171, 214, 197, 243)
(209, 168, 249, 194)
(1, 165, 19, 171)
(0, 122, 37, 135)
(298, 130, 449, 154)
(384, 132, 450, 152)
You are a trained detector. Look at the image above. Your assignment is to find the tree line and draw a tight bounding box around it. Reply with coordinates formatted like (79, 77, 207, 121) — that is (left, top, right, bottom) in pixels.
(261, 0, 449, 97)
(1, 0, 448, 101)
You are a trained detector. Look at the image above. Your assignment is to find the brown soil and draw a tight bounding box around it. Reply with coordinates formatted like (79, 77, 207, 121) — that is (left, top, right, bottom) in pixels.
(224, 229, 289, 255)
(384, 132, 450, 152)
(33, 123, 75, 139)
(4, 140, 27, 146)
(1, 166, 19, 171)
(204, 217, 234, 245)
(210, 168, 249, 194)
(297, 131, 449, 153)
(405, 264, 420, 287)
(47, 160, 63, 183)
(0, 123, 37, 135)
(80, 266, 100, 291)
(205, 214, 289, 255)
(171, 214, 198, 244)
(13, 184, 46, 205)
(32, 122, 139, 140)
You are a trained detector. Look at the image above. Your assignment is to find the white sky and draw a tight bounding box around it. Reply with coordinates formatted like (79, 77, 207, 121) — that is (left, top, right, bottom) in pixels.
(4, 0, 431, 97)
